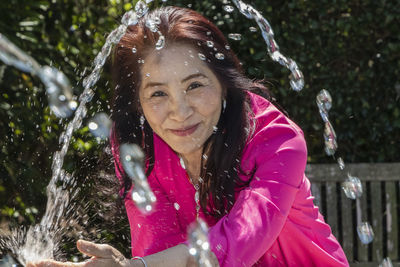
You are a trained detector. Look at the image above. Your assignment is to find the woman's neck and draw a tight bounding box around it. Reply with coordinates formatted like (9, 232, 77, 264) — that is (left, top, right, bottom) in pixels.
(180, 148, 203, 183)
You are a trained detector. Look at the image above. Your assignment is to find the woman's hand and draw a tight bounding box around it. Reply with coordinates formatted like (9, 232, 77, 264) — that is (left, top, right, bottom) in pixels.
(26, 240, 138, 267)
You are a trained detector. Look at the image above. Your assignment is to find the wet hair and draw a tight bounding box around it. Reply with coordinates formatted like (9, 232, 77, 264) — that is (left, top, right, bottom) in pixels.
(111, 6, 272, 218)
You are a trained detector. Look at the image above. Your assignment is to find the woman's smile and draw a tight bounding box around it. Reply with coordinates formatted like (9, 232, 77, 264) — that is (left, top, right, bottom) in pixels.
(168, 123, 200, 137)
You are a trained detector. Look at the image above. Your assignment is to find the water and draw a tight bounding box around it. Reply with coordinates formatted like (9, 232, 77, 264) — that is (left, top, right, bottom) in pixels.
(0, 34, 77, 118)
(0, 4, 137, 264)
(187, 219, 213, 267)
(342, 174, 362, 200)
(379, 257, 393, 267)
(0, 0, 382, 265)
(357, 222, 374, 245)
(119, 144, 156, 213)
(88, 112, 112, 139)
(230, 0, 304, 91)
(316, 89, 338, 156)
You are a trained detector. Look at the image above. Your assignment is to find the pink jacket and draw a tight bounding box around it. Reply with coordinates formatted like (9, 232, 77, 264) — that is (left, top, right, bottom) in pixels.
(112, 92, 349, 266)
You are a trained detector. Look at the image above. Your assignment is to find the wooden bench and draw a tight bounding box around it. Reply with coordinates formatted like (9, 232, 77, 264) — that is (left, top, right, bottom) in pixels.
(306, 163, 400, 266)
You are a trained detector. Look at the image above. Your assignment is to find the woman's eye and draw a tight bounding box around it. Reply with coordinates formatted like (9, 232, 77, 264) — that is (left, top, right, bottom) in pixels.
(150, 91, 167, 97)
(187, 82, 203, 91)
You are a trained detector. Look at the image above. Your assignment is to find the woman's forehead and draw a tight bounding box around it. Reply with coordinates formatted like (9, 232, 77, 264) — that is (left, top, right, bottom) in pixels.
(141, 44, 210, 79)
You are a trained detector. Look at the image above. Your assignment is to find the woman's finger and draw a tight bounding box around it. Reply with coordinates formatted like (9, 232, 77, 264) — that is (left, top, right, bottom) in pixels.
(76, 240, 120, 259)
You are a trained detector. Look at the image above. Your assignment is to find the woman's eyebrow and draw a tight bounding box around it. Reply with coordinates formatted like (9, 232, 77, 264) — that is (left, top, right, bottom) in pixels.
(143, 73, 208, 90)
(142, 82, 165, 90)
(181, 73, 207, 83)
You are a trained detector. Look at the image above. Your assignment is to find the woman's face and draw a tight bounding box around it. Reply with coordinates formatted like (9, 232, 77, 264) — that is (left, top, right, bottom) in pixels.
(138, 43, 223, 158)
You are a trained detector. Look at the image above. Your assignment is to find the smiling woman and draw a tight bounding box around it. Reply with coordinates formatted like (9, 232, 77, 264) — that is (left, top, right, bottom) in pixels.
(138, 44, 224, 170)
(27, 5, 349, 267)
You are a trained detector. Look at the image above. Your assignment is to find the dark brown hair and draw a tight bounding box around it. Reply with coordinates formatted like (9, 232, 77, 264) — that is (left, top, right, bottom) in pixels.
(111, 6, 271, 218)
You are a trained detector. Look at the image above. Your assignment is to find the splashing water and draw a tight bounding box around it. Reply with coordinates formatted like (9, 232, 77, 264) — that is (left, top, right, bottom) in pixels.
(357, 222, 374, 244)
(316, 89, 372, 245)
(119, 144, 156, 213)
(342, 174, 363, 199)
(88, 112, 112, 139)
(379, 257, 393, 267)
(0, 34, 77, 118)
(337, 157, 345, 170)
(230, 0, 304, 91)
(1, 171, 90, 265)
(0, 3, 145, 264)
(316, 89, 338, 156)
(228, 33, 242, 41)
(187, 219, 213, 267)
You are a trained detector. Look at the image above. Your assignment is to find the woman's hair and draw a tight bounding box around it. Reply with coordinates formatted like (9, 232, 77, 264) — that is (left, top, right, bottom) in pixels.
(111, 6, 272, 218)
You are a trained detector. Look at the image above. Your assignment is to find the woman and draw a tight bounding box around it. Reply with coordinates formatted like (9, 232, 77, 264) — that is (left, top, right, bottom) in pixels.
(28, 6, 349, 267)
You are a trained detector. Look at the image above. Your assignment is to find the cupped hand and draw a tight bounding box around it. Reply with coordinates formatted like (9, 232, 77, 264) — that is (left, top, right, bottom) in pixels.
(26, 240, 133, 267)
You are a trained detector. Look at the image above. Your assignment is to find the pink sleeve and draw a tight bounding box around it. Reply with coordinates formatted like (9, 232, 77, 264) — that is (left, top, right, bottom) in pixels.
(208, 123, 307, 266)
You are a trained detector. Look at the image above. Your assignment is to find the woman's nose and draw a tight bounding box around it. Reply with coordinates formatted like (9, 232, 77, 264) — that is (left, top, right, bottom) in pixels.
(168, 94, 193, 122)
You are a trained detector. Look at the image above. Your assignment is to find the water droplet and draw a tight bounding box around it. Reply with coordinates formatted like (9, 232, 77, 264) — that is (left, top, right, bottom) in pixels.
(223, 5, 234, 13)
(88, 122, 98, 130)
(206, 41, 214, 48)
(357, 222, 374, 244)
(337, 157, 345, 170)
(187, 219, 212, 265)
(153, 17, 161, 25)
(249, 26, 257, 32)
(379, 257, 393, 267)
(121, 10, 138, 26)
(145, 19, 158, 32)
(323, 121, 337, 156)
(155, 35, 165, 50)
(88, 112, 112, 139)
(189, 247, 197, 255)
(120, 143, 156, 212)
(132, 47, 137, 53)
(174, 202, 180, 210)
(215, 53, 225, 60)
(342, 173, 363, 199)
(39, 66, 75, 118)
(316, 89, 332, 114)
(228, 33, 242, 41)
(198, 53, 206, 61)
(135, 1, 149, 18)
(179, 156, 186, 170)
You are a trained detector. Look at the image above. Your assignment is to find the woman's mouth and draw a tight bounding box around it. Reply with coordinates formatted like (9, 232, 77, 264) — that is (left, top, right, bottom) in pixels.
(169, 124, 199, 136)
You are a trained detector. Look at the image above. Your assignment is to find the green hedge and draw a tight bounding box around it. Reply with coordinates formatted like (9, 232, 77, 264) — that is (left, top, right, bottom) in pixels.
(0, 0, 399, 259)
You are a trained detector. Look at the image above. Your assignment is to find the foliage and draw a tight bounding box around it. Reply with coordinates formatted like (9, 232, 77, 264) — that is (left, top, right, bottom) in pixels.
(0, 0, 399, 260)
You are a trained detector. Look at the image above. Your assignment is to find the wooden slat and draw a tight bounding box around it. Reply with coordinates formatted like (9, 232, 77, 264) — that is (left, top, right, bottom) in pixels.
(306, 163, 400, 182)
(326, 182, 339, 239)
(311, 181, 322, 211)
(385, 181, 399, 260)
(350, 262, 400, 267)
(356, 182, 369, 262)
(371, 181, 384, 262)
(341, 188, 354, 262)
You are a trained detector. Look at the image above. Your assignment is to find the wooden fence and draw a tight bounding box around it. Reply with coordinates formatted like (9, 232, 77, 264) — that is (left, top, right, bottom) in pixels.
(306, 163, 400, 267)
